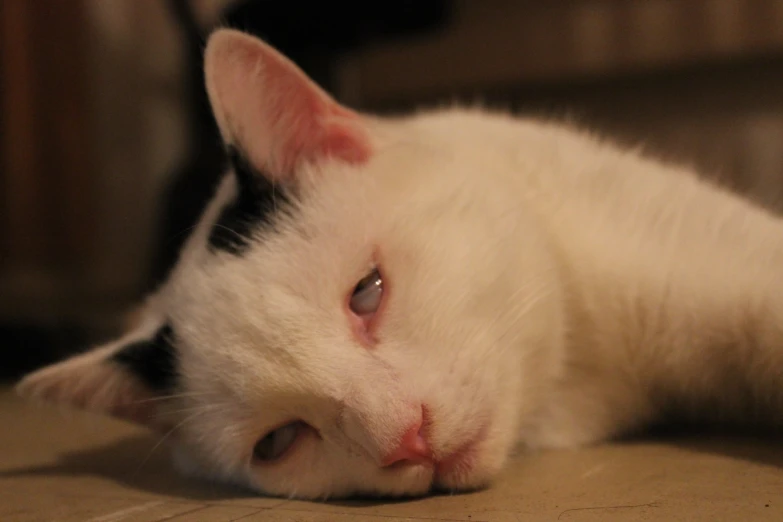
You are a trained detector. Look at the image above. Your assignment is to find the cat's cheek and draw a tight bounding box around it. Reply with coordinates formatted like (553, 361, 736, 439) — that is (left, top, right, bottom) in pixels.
(170, 441, 245, 490)
(170, 443, 216, 482)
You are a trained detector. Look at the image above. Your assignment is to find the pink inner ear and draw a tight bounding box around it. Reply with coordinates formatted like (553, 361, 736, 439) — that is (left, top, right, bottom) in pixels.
(320, 119, 373, 164)
(204, 30, 372, 179)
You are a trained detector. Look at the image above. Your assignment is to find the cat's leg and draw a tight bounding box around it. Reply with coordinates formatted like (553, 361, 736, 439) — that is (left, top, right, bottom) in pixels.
(520, 363, 658, 450)
(646, 275, 783, 428)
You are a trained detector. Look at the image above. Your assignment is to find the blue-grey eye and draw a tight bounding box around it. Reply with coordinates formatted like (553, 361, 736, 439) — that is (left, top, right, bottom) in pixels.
(253, 422, 302, 462)
(349, 268, 383, 316)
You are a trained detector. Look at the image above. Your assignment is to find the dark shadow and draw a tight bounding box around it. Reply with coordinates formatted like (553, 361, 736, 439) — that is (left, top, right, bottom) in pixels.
(668, 434, 783, 470)
(326, 486, 483, 508)
(0, 321, 110, 382)
(6, 423, 782, 506)
(617, 422, 783, 471)
(0, 432, 468, 507)
(0, 434, 253, 502)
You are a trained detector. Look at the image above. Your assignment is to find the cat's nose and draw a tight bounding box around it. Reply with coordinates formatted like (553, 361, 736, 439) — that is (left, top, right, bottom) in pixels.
(380, 413, 432, 467)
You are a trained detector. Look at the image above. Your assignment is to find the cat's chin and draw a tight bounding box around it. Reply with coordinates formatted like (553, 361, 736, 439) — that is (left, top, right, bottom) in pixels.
(352, 457, 494, 499)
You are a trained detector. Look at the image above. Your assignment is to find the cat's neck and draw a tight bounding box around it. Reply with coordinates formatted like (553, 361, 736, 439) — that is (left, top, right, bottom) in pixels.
(523, 158, 783, 448)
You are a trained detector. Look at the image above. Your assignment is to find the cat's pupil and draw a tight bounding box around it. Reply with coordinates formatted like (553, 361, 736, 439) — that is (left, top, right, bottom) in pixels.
(253, 422, 301, 462)
(349, 268, 384, 315)
(355, 269, 381, 293)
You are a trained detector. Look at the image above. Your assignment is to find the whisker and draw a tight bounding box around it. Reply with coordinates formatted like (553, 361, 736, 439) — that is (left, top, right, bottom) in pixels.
(156, 403, 229, 417)
(212, 223, 245, 236)
(483, 278, 556, 357)
(131, 390, 217, 405)
(131, 404, 223, 476)
(212, 223, 252, 243)
(164, 223, 200, 246)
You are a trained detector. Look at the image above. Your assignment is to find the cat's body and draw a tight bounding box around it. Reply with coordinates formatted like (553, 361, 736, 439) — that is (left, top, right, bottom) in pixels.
(16, 29, 783, 500)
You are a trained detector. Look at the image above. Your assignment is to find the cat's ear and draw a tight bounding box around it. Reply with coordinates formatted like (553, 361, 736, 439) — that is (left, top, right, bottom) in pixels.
(203, 29, 372, 180)
(15, 313, 178, 429)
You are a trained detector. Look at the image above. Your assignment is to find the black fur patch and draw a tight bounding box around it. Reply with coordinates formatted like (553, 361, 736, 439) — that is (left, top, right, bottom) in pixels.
(208, 147, 290, 255)
(111, 324, 178, 392)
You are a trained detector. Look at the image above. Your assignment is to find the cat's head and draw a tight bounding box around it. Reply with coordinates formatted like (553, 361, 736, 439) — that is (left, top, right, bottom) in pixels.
(16, 29, 565, 499)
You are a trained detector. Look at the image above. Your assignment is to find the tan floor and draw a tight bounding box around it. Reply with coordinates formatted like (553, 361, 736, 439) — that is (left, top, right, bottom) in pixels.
(1, 388, 782, 522)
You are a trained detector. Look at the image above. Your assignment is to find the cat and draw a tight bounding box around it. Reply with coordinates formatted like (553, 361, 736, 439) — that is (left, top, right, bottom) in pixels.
(16, 28, 783, 500)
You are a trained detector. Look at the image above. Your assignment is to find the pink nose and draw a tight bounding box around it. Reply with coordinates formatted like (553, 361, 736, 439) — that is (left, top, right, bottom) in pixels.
(380, 414, 432, 467)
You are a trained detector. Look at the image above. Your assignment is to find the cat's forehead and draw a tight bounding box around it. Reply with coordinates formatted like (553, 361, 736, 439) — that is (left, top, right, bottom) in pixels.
(215, 164, 381, 275)
(161, 158, 383, 355)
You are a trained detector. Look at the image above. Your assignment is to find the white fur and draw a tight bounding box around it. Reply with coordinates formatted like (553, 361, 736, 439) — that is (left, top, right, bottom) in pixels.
(17, 30, 783, 500)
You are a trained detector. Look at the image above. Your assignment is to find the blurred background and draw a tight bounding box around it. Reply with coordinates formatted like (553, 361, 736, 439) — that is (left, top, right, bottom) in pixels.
(2, 0, 783, 381)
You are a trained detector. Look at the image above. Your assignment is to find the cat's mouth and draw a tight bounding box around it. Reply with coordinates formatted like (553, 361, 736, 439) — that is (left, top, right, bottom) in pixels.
(378, 420, 490, 493)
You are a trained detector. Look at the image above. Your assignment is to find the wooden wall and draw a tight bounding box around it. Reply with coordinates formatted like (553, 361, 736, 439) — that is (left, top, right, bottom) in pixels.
(0, 0, 186, 331)
(1, 1, 96, 322)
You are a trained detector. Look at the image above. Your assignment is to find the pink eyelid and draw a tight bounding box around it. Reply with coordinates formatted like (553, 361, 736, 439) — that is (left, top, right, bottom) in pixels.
(347, 309, 377, 346)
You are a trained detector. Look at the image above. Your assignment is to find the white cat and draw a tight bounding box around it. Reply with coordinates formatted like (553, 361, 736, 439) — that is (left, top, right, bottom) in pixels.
(16, 29, 783, 500)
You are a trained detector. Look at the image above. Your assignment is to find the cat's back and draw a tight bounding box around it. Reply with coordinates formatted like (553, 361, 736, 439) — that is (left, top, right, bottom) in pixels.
(403, 107, 777, 261)
(402, 107, 701, 219)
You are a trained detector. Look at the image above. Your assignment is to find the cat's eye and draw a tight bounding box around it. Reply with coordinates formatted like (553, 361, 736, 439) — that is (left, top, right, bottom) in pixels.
(349, 268, 384, 316)
(253, 422, 302, 462)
